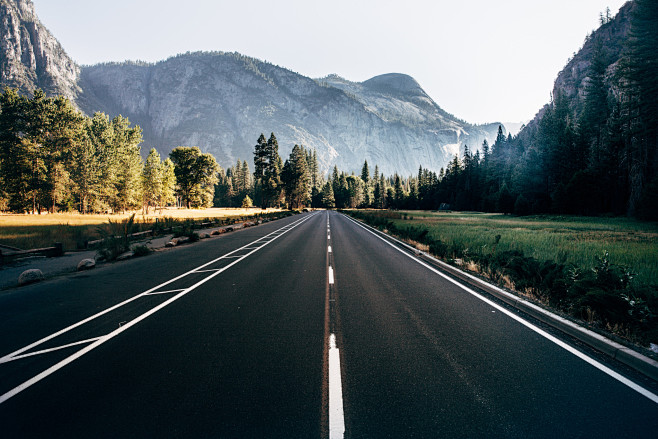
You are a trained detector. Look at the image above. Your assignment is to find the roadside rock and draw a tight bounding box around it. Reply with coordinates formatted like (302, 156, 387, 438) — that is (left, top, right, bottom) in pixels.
(165, 241, 176, 247)
(200, 233, 211, 239)
(77, 259, 96, 271)
(116, 251, 134, 261)
(18, 269, 44, 286)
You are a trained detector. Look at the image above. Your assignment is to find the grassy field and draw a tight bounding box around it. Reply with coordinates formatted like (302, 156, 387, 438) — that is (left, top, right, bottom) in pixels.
(391, 211, 658, 286)
(0, 207, 279, 251)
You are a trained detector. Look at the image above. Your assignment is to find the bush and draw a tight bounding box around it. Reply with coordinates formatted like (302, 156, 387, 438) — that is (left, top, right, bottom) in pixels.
(132, 244, 151, 257)
(96, 214, 136, 261)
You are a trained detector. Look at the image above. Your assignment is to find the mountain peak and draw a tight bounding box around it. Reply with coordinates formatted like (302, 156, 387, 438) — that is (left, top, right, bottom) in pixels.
(0, 0, 79, 99)
(362, 73, 424, 95)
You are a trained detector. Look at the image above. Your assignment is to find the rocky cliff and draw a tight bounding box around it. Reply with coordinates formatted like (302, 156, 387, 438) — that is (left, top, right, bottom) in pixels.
(0, 0, 79, 99)
(519, 1, 633, 138)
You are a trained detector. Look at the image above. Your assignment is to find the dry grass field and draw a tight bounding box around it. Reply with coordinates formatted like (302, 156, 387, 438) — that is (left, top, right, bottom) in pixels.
(0, 207, 280, 251)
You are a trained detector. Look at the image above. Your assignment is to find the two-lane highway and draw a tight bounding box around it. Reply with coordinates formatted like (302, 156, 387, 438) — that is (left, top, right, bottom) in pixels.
(0, 210, 656, 438)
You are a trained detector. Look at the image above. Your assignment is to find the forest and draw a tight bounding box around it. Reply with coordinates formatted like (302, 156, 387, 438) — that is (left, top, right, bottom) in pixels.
(0, 1, 656, 218)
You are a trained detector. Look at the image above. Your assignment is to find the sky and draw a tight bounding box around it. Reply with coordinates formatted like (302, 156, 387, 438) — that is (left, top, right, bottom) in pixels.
(32, 0, 629, 125)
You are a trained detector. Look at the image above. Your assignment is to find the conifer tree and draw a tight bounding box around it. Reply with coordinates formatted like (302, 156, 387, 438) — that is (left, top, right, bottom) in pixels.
(142, 148, 163, 214)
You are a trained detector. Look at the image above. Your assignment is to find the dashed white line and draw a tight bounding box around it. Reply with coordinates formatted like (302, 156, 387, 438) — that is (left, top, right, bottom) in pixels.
(328, 266, 334, 285)
(328, 246, 332, 253)
(329, 333, 345, 439)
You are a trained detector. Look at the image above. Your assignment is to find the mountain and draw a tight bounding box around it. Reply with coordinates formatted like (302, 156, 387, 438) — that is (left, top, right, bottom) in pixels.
(0, 0, 502, 175)
(77, 56, 502, 175)
(519, 1, 634, 138)
(0, 0, 79, 100)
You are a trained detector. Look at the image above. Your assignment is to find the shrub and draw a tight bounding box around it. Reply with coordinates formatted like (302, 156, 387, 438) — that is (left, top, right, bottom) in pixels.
(132, 244, 151, 257)
(96, 214, 136, 261)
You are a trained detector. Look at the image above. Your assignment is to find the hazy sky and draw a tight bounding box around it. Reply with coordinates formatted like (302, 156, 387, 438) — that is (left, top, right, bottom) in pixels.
(32, 0, 629, 124)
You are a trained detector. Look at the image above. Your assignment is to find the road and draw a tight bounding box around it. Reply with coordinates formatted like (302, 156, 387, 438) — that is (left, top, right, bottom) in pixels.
(0, 211, 656, 438)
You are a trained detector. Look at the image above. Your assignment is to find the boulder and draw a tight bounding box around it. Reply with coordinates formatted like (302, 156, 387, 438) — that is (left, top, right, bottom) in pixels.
(18, 269, 44, 286)
(77, 258, 96, 271)
(200, 233, 211, 239)
(116, 251, 134, 261)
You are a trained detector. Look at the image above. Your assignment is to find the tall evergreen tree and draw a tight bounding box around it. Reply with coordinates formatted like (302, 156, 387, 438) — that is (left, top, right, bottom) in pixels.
(142, 148, 163, 214)
(281, 145, 312, 209)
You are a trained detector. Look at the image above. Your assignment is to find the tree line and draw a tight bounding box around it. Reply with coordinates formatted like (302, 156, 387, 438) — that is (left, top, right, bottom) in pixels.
(0, 88, 220, 214)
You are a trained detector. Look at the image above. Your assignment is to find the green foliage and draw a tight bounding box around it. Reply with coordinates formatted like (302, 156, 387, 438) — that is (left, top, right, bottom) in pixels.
(96, 214, 137, 261)
(252, 133, 282, 208)
(281, 144, 312, 209)
(132, 244, 152, 257)
(169, 146, 219, 208)
(142, 148, 163, 213)
(241, 195, 253, 208)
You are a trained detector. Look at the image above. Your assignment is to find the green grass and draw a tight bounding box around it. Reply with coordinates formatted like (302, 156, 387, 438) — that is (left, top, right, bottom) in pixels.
(392, 211, 658, 286)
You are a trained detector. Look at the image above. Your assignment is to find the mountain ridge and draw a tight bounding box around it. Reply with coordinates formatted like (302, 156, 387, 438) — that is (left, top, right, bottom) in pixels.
(0, 0, 503, 175)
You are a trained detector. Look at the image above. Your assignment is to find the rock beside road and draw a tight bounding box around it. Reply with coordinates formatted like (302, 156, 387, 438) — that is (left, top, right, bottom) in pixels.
(77, 259, 96, 271)
(18, 269, 44, 286)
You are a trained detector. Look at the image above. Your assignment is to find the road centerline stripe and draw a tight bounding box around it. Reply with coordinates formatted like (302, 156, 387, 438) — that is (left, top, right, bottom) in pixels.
(329, 333, 345, 439)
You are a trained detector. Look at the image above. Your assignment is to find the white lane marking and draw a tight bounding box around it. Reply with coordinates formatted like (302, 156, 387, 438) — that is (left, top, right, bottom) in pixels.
(329, 333, 345, 439)
(342, 214, 658, 405)
(329, 266, 334, 285)
(0, 337, 103, 364)
(328, 246, 332, 253)
(0, 213, 318, 405)
(143, 289, 186, 296)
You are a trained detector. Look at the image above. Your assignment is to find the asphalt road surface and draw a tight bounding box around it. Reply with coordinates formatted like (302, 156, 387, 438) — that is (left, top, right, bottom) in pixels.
(0, 211, 656, 438)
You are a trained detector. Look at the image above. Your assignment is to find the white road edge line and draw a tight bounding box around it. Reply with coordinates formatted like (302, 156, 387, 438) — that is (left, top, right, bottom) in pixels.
(0, 213, 317, 405)
(342, 214, 658, 405)
(329, 333, 345, 439)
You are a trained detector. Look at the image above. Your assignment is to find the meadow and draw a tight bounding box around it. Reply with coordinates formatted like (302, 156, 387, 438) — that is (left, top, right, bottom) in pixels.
(0, 207, 279, 251)
(394, 211, 658, 286)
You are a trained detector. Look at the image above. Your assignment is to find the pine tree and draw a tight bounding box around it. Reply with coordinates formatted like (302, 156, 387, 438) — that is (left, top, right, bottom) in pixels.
(253, 133, 282, 208)
(0, 88, 32, 212)
(361, 160, 370, 183)
(282, 145, 311, 209)
(110, 116, 143, 212)
(142, 148, 163, 214)
(320, 181, 335, 208)
(623, 0, 658, 216)
(160, 158, 177, 209)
